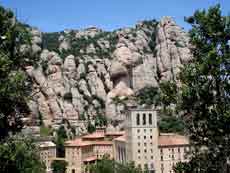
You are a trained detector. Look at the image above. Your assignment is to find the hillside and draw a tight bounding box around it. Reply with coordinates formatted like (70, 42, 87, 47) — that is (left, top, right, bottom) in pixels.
(25, 17, 192, 133)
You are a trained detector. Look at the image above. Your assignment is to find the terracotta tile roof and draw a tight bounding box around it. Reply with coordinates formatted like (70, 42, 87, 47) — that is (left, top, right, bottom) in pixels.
(65, 137, 113, 147)
(158, 133, 189, 147)
(83, 156, 97, 162)
(114, 135, 126, 142)
(65, 138, 92, 147)
(82, 132, 105, 139)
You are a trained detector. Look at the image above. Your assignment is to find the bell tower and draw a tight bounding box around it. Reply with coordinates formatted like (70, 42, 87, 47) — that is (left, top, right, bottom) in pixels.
(125, 108, 159, 172)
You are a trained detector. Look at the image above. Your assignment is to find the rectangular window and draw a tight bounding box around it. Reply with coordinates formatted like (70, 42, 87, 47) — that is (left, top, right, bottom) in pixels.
(143, 113, 146, 125)
(161, 155, 163, 161)
(136, 113, 140, 125)
(149, 113, 152, 125)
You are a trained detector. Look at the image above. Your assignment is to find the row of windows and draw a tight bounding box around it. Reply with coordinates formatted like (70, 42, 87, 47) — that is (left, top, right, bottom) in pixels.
(160, 153, 187, 161)
(138, 142, 153, 146)
(137, 135, 153, 139)
(40, 151, 55, 157)
(138, 155, 154, 160)
(138, 148, 154, 153)
(160, 147, 189, 154)
(137, 129, 153, 133)
(136, 113, 154, 126)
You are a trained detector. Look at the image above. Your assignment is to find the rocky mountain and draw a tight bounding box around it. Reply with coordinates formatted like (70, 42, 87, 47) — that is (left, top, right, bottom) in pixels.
(25, 17, 192, 132)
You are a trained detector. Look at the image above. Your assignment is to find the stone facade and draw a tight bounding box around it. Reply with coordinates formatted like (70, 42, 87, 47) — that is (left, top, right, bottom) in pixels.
(65, 129, 124, 173)
(38, 141, 56, 173)
(64, 108, 190, 173)
(114, 108, 190, 173)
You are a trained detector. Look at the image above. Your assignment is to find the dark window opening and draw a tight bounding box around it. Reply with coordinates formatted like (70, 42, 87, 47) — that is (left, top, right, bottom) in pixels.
(143, 113, 146, 125)
(149, 113, 152, 125)
(137, 113, 140, 125)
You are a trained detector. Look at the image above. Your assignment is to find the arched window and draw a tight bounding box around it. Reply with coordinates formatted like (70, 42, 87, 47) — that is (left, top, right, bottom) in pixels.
(149, 113, 152, 125)
(143, 113, 146, 125)
(136, 113, 140, 125)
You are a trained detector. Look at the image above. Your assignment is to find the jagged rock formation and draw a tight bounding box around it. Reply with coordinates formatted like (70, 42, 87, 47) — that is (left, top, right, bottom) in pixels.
(26, 17, 192, 129)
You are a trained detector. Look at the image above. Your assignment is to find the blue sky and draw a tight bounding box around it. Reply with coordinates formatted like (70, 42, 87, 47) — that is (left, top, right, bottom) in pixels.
(1, 0, 229, 32)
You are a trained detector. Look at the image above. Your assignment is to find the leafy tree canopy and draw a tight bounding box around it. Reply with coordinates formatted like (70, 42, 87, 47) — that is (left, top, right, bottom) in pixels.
(87, 156, 142, 173)
(0, 5, 37, 140)
(55, 125, 68, 157)
(0, 135, 46, 173)
(162, 4, 230, 173)
(51, 160, 68, 173)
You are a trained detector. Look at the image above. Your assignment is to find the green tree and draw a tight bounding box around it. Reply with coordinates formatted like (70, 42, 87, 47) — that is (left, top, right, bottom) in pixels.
(136, 86, 160, 106)
(55, 125, 68, 157)
(159, 81, 178, 107)
(51, 160, 68, 173)
(117, 161, 142, 173)
(166, 5, 230, 173)
(159, 115, 185, 134)
(95, 114, 107, 127)
(87, 156, 142, 173)
(0, 135, 46, 173)
(87, 121, 96, 133)
(88, 156, 115, 173)
(0, 6, 37, 140)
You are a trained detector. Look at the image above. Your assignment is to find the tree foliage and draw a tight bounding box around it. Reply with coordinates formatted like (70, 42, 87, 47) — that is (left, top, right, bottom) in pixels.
(0, 5, 36, 140)
(0, 135, 46, 173)
(87, 121, 96, 133)
(136, 86, 160, 106)
(87, 156, 142, 173)
(55, 125, 68, 157)
(164, 5, 230, 173)
(95, 114, 107, 127)
(51, 160, 68, 173)
(159, 114, 185, 134)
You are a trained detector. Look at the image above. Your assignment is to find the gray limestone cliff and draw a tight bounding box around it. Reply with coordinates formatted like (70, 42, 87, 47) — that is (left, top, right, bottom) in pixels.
(25, 17, 192, 131)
